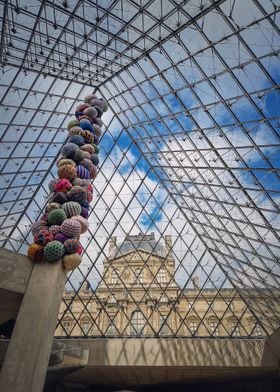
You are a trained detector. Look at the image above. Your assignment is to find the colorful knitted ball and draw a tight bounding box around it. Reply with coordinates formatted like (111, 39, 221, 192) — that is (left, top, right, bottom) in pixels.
(82, 151, 91, 161)
(46, 202, 61, 213)
(94, 106, 103, 118)
(28, 243, 44, 262)
(62, 201, 82, 218)
(68, 135, 85, 147)
(73, 148, 84, 164)
(92, 143, 100, 154)
(44, 240, 65, 263)
(72, 215, 89, 234)
(76, 244, 83, 255)
(80, 200, 90, 209)
(67, 185, 87, 203)
(80, 158, 94, 172)
(67, 119, 79, 130)
(91, 153, 99, 166)
(75, 111, 84, 119)
(78, 114, 93, 123)
(52, 192, 68, 205)
(55, 179, 72, 193)
(57, 158, 76, 168)
(77, 165, 90, 179)
(92, 117, 103, 127)
(48, 225, 61, 235)
(41, 214, 49, 223)
(93, 124, 102, 137)
(85, 186, 93, 203)
(90, 98, 104, 109)
(80, 144, 95, 154)
(63, 253, 82, 271)
(76, 103, 90, 112)
(34, 229, 54, 246)
(79, 119, 93, 132)
(73, 178, 91, 187)
(61, 218, 81, 238)
(48, 208, 67, 225)
(84, 106, 98, 119)
(31, 220, 48, 236)
(101, 99, 108, 112)
(58, 164, 77, 181)
(79, 130, 94, 144)
(61, 143, 79, 158)
(81, 207, 89, 219)
(90, 165, 97, 179)
(84, 94, 97, 103)
(54, 232, 69, 243)
(48, 179, 58, 192)
(68, 125, 83, 136)
(64, 238, 80, 254)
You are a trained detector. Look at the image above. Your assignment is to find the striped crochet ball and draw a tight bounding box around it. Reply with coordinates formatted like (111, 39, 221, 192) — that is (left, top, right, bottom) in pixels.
(83, 106, 98, 120)
(54, 179, 72, 193)
(72, 215, 89, 234)
(62, 201, 82, 218)
(31, 220, 48, 236)
(80, 144, 95, 154)
(48, 225, 61, 235)
(58, 164, 77, 181)
(60, 218, 81, 238)
(64, 238, 80, 254)
(63, 253, 82, 271)
(28, 243, 44, 262)
(61, 143, 79, 158)
(48, 208, 67, 226)
(67, 185, 86, 203)
(44, 240, 65, 263)
(77, 165, 91, 179)
(46, 202, 61, 213)
(34, 229, 54, 246)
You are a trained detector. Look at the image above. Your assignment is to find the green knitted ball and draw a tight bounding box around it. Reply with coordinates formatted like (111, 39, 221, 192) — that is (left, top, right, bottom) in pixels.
(48, 208, 67, 225)
(44, 241, 65, 262)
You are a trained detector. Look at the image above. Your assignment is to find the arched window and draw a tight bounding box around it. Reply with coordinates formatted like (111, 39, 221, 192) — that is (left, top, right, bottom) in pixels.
(130, 311, 145, 336)
(157, 268, 166, 283)
(111, 269, 119, 284)
(135, 268, 143, 283)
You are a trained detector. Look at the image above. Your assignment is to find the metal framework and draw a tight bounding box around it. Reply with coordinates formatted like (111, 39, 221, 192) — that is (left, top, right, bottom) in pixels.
(0, 0, 279, 338)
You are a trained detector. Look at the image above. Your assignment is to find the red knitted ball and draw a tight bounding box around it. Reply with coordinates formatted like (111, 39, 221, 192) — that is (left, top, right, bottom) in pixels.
(55, 179, 72, 193)
(34, 229, 54, 246)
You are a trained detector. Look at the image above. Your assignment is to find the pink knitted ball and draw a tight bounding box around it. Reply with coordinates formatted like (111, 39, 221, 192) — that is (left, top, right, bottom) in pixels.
(76, 244, 83, 255)
(55, 179, 72, 193)
(48, 225, 61, 235)
(60, 218, 81, 238)
(71, 215, 89, 234)
(76, 103, 90, 112)
(85, 185, 93, 203)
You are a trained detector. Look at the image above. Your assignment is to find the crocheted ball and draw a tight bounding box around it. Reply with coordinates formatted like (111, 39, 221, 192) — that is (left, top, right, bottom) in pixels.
(44, 241, 65, 263)
(61, 143, 79, 158)
(79, 119, 93, 132)
(76, 244, 83, 255)
(73, 148, 84, 164)
(84, 106, 98, 119)
(52, 192, 68, 205)
(64, 238, 80, 254)
(46, 202, 61, 213)
(80, 158, 94, 172)
(77, 165, 90, 179)
(73, 178, 91, 187)
(91, 154, 99, 166)
(67, 186, 87, 203)
(67, 119, 79, 130)
(54, 233, 69, 243)
(31, 220, 48, 236)
(76, 103, 90, 112)
(34, 229, 54, 246)
(63, 253, 82, 271)
(78, 114, 92, 124)
(48, 179, 58, 192)
(92, 117, 103, 127)
(80, 200, 90, 209)
(92, 144, 100, 154)
(93, 124, 102, 137)
(62, 201, 82, 218)
(57, 158, 76, 168)
(28, 243, 44, 262)
(58, 164, 77, 181)
(85, 185, 93, 203)
(68, 126, 83, 136)
(79, 130, 94, 144)
(94, 106, 103, 118)
(55, 179, 72, 193)
(68, 135, 85, 147)
(90, 98, 104, 109)
(101, 99, 108, 112)
(61, 218, 81, 238)
(48, 208, 67, 225)
(41, 214, 49, 223)
(48, 225, 61, 235)
(72, 215, 89, 234)
(90, 165, 97, 179)
(80, 144, 95, 154)
(81, 207, 89, 219)
(84, 94, 97, 103)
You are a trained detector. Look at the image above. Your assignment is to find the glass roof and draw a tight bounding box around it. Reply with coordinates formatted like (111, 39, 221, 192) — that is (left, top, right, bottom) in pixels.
(0, 0, 279, 338)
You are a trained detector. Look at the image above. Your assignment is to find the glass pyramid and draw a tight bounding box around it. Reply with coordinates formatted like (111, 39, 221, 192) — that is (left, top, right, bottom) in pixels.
(0, 0, 279, 338)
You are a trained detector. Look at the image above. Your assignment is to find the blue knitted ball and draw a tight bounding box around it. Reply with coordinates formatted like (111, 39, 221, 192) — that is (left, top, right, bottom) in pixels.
(79, 119, 94, 132)
(68, 135, 85, 147)
(61, 143, 79, 158)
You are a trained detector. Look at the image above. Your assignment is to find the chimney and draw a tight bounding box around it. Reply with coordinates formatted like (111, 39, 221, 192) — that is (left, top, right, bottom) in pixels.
(192, 276, 200, 289)
(109, 236, 117, 254)
(165, 235, 172, 258)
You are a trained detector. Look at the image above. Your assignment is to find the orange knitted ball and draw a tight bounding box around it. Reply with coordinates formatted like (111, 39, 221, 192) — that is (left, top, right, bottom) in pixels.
(58, 164, 77, 181)
(28, 243, 44, 262)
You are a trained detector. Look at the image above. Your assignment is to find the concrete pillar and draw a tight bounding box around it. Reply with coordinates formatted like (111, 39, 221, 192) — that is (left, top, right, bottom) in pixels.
(0, 260, 66, 392)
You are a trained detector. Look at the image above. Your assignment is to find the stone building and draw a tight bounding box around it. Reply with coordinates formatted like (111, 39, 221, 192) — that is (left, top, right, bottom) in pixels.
(57, 233, 278, 338)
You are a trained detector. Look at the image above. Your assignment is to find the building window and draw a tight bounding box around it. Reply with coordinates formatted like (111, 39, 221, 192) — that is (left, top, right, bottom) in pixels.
(157, 268, 166, 283)
(82, 321, 90, 334)
(130, 311, 145, 336)
(231, 324, 240, 337)
(253, 323, 262, 337)
(111, 269, 119, 284)
(135, 268, 143, 283)
(210, 321, 219, 337)
(189, 321, 198, 335)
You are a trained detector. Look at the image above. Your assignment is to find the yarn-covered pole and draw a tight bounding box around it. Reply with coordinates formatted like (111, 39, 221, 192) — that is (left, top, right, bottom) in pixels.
(27, 94, 108, 271)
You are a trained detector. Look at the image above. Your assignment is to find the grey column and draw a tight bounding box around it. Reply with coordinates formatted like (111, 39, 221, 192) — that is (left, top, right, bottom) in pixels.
(0, 259, 66, 392)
